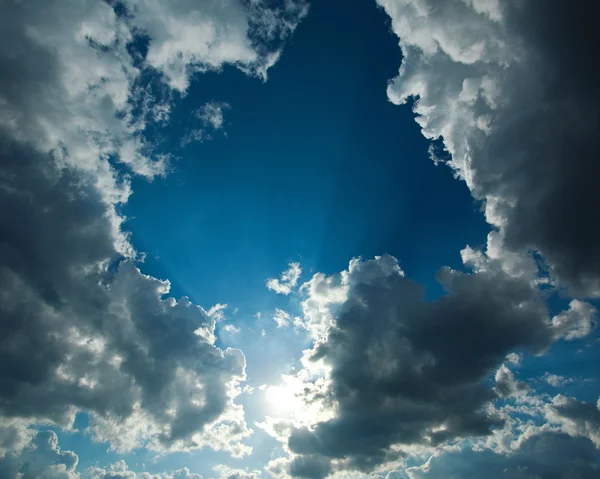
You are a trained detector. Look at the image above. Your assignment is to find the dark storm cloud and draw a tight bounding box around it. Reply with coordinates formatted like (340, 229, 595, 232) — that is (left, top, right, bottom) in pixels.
(287, 255, 557, 475)
(381, 0, 600, 296)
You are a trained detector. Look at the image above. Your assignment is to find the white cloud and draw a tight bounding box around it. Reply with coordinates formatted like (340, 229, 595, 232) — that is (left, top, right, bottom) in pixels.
(0, 430, 78, 479)
(208, 303, 229, 321)
(0, 0, 308, 459)
(223, 324, 241, 334)
(0, 432, 204, 478)
(181, 102, 231, 146)
(125, 0, 308, 92)
(270, 254, 598, 477)
(379, 0, 600, 296)
(273, 309, 292, 328)
(543, 374, 575, 388)
(494, 364, 529, 398)
(505, 352, 522, 367)
(266, 263, 302, 295)
(213, 464, 260, 479)
(551, 300, 597, 340)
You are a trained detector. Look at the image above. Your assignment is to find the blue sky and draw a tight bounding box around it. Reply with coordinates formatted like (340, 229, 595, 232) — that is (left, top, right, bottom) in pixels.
(1, 1, 600, 479)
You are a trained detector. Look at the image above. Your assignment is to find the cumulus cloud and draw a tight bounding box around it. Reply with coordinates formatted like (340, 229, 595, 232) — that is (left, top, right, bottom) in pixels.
(494, 365, 529, 398)
(271, 255, 595, 477)
(273, 309, 292, 328)
(0, 430, 205, 478)
(402, 432, 599, 479)
(213, 464, 260, 479)
(126, 0, 308, 91)
(266, 263, 303, 295)
(551, 300, 597, 340)
(379, 0, 600, 296)
(223, 324, 242, 334)
(0, 430, 78, 479)
(84, 461, 205, 479)
(546, 395, 600, 448)
(542, 373, 575, 388)
(0, 0, 308, 458)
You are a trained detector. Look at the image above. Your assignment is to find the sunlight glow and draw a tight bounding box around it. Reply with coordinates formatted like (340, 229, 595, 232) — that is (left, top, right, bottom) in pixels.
(264, 383, 303, 417)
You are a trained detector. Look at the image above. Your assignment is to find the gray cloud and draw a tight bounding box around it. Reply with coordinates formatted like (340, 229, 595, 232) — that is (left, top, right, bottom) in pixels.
(267, 263, 303, 295)
(0, 0, 310, 456)
(0, 429, 208, 478)
(287, 255, 557, 475)
(0, 430, 78, 479)
(403, 432, 599, 479)
(288, 455, 331, 479)
(547, 395, 600, 448)
(380, 0, 600, 296)
(0, 134, 249, 453)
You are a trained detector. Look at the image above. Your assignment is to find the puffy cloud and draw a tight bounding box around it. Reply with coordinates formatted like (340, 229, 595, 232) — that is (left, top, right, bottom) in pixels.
(542, 374, 574, 388)
(0, 430, 78, 479)
(0, 428, 207, 478)
(273, 309, 292, 328)
(505, 352, 522, 366)
(213, 464, 260, 479)
(208, 303, 229, 322)
(546, 395, 600, 448)
(84, 460, 203, 479)
(0, 419, 36, 459)
(0, 0, 311, 457)
(296, 270, 349, 341)
(125, 0, 308, 91)
(223, 324, 242, 334)
(0, 140, 250, 453)
(265, 457, 290, 479)
(279, 255, 593, 476)
(267, 263, 303, 295)
(403, 432, 599, 479)
(379, 0, 600, 296)
(551, 300, 597, 340)
(494, 365, 528, 398)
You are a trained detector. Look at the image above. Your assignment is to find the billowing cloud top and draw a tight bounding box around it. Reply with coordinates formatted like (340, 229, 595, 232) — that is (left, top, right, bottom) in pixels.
(380, 0, 600, 296)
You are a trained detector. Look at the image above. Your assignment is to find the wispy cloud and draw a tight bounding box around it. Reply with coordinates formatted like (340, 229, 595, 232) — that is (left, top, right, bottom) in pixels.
(266, 262, 302, 295)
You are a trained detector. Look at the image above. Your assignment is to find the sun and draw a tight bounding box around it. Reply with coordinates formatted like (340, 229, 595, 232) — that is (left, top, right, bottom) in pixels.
(263, 383, 303, 417)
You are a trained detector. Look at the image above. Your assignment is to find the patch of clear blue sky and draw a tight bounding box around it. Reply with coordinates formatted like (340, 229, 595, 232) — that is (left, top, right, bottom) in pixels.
(63, 0, 599, 475)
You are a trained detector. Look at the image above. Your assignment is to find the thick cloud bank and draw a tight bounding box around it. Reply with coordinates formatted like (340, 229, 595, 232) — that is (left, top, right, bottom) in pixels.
(379, 0, 600, 296)
(270, 255, 598, 478)
(0, 0, 306, 458)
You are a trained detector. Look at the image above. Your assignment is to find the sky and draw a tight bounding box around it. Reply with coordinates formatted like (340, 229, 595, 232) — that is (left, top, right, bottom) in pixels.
(0, 1, 599, 479)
